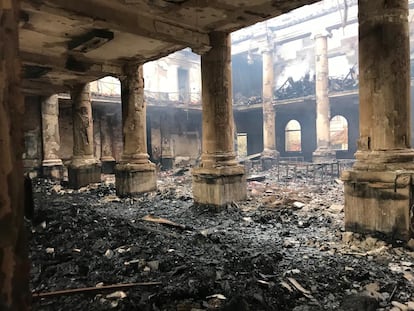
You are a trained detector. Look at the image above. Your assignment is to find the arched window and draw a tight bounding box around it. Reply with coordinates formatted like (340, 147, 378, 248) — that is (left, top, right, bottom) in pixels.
(91, 76, 121, 96)
(330, 115, 348, 150)
(285, 120, 301, 152)
(237, 133, 247, 158)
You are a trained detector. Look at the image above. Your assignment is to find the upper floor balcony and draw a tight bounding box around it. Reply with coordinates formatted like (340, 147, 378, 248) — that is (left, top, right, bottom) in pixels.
(59, 70, 359, 111)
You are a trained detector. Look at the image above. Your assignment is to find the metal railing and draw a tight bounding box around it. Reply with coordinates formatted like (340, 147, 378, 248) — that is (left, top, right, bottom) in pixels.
(87, 79, 203, 107)
(145, 91, 201, 106)
(68, 72, 360, 108)
(274, 159, 355, 183)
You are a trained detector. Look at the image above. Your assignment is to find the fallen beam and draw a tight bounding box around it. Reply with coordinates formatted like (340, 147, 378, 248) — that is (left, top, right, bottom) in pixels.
(32, 281, 162, 300)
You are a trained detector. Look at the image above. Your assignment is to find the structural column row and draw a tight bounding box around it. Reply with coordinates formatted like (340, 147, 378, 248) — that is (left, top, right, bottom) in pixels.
(260, 30, 335, 167)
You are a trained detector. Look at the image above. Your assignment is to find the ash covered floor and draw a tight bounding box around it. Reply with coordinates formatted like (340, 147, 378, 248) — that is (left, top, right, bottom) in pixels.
(29, 167, 414, 311)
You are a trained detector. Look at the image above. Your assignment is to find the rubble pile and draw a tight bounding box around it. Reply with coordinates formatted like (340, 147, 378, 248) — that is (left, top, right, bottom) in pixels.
(29, 167, 414, 310)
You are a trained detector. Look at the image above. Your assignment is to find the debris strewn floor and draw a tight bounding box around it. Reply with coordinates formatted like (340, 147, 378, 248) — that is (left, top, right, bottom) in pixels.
(29, 167, 414, 310)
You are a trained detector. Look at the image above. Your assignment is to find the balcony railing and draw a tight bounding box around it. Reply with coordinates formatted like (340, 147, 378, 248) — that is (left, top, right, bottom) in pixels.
(145, 91, 201, 107)
(60, 72, 359, 108)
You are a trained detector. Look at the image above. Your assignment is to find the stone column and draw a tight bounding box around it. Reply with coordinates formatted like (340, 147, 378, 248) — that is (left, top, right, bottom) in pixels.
(68, 83, 101, 189)
(261, 44, 279, 170)
(342, 0, 414, 240)
(41, 94, 64, 179)
(192, 31, 246, 206)
(312, 31, 336, 162)
(115, 63, 156, 196)
(0, 0, 31, 308)
(100, 113, 116, 173)
(160, 114, 174, 170)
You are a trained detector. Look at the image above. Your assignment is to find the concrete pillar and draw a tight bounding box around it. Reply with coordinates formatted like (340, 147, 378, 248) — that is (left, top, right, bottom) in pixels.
(0, 0, 31, 308)
(262, 44, 279, 169)
(68, 83, 101, 189)
(41, 94, 64, 179)
(100, 113, 116, 173)
(192, 31, 246, 206)
(312, 31, 336, 162)
(342, 0, 414, 240)
(115, 63, 156, 196)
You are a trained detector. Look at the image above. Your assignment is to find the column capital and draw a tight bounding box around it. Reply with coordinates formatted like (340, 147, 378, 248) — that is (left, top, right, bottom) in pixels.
(41, 94, 59, 115)
(312, 28, 332, 40)
(122, 61, 142, 76)
(259, 35, 274, 54)
(261, 47, 273, 54)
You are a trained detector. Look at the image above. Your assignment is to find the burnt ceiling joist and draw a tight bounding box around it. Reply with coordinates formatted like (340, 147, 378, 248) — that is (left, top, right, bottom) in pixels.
(20, 51, 122, 95)
(37, 0, 211, 53)
(21, 51, 122, 76)
(19, 0, 319, 96)
(68, 29, 114, 53)
(23, 65, 51, 79)
(21, 80, 68, 96)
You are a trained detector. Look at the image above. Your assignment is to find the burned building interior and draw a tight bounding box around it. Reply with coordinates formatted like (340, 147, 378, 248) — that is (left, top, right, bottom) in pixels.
(3, 0, 414, 310)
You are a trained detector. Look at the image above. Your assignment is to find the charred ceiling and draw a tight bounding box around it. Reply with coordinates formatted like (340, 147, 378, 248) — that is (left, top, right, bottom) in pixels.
(19, 0, 319, 95)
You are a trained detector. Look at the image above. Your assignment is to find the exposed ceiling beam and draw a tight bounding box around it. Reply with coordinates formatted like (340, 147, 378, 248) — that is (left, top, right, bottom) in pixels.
(24, 0, 211, 54)
(21, 80, 68, 96)
(20, 51, 122, 77)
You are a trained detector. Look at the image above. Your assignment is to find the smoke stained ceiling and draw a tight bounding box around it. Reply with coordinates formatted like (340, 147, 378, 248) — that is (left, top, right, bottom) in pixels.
(20, 0, 319, 95)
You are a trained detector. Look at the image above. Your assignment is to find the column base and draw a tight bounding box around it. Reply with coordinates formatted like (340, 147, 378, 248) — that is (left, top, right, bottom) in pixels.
(115, 162, 157, 197)
(24, 159, 41, 171)
(160, 157, 174, 170)
(42, 165, 64, 180)
(240, 159, 252, 175)
(101, 160, 116, 174)
(42, 159, 64, 180)
(354, 150, 414, 170)
(68, 162, 101, 189)
(342, 168, 414, 241)
(261, 150, 279, 171)
(312, 148, 336, 163)
(192, 165, 246, 206)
